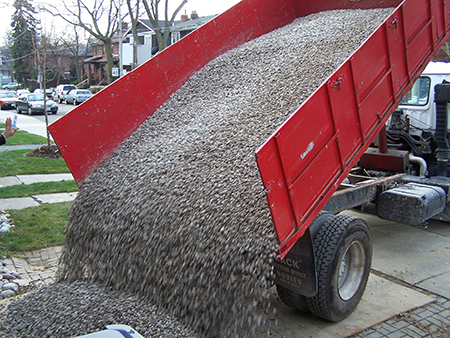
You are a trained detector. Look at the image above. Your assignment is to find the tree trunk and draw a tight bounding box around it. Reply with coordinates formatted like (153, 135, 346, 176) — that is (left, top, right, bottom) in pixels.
(104, 40, 114, 84)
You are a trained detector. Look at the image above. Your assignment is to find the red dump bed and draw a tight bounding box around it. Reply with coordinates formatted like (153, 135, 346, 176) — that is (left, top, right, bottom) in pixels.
(49, 0, 450, 258)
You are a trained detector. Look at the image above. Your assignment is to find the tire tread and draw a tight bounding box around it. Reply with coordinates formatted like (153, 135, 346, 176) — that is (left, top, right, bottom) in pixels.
(306, 214, 365, 321)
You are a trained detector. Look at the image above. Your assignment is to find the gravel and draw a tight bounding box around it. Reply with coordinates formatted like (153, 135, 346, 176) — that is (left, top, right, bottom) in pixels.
(0, 281, 196, 337)
(0, 8, 393, 338)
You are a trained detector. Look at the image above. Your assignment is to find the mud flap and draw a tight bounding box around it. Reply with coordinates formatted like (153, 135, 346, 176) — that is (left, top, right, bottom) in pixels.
(273, 228, 317, 297)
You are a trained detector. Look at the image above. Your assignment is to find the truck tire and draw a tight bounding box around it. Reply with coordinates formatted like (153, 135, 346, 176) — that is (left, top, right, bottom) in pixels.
(275, 211, 334, 313)
(306, 214, 372, 322)
(276, 284, 309, 312)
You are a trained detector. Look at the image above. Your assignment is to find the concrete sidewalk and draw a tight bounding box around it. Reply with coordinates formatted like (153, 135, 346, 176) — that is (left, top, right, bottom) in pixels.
(0, 114, 74, 209)
(0, 173, 77, 210)
(0, 144, 47, 152)
(0, 111, 50, 139)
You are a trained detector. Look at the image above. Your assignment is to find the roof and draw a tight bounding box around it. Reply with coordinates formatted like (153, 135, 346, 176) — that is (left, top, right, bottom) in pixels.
(423, 61, 450, 75)
(124, 19, 170, 36)
(171, 15, 217, 32)
(83, 55, 104, 63)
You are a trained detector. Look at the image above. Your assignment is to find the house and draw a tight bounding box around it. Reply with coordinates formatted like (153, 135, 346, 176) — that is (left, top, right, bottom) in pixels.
(82, 11, 217, 85)
(83, 40, 110, 85)
(120, 12, 217, 69)
(121, 20, 165, 70)
(83, 20, 166, 85)
(170, 11, 217, 45)
(0, 47, 13, 85)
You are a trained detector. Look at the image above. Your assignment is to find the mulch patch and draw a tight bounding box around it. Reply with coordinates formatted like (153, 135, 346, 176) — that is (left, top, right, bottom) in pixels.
(25, 145, 62, 159)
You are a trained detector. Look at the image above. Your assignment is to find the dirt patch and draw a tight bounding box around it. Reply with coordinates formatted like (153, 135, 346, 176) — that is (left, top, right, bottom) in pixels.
(25, 145, 62, 159)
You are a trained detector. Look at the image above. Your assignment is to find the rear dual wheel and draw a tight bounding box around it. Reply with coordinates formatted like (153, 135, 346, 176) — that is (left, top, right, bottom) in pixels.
(277, 214, 372, 322)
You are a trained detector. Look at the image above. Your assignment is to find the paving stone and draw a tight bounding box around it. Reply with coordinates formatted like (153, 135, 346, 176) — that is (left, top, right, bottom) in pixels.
(428, 315, 446, 327)
(358, 329, 380, 338)
(389, 320, 409, 330)
(440, 309, 450, 318)
(434, 314, 450, 326)
(415, 309, 435, 319)
(399, 327, 423, 337)
(417, 318, 433, 329)
(386, 330, 406, 338)
(375, 326, 392, 336)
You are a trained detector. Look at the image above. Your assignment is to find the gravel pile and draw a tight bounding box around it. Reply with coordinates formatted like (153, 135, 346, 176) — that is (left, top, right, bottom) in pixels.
(0, 281, 196, 337)
(0, 8, 393, 338)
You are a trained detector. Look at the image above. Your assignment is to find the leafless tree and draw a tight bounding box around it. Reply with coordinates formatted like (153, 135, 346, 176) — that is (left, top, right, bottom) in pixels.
(32, 28, 62, 147)
(45, 0, 121, 84)
(61, 26, 93, 84)
(142, 0, 187, 53)
(439, 42, 450, 61)
(126, 0, 141, 69)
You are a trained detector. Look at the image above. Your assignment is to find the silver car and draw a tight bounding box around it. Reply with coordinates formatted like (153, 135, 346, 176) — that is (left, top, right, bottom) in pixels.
(65, 89, 92, 105)
(15, 94, 58, 115)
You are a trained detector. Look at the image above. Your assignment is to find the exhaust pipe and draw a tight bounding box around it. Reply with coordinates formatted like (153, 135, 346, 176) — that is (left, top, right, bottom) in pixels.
(434, 81, 450, 177)
(409, 153, 427, 177)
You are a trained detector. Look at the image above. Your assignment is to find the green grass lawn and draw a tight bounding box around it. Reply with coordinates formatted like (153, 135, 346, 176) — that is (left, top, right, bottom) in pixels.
(0, 202, 71, 254)
(0, 122, 49, 145)
(0, 149, 71, 177)
(0, 181, 78, 198)
(0, 126, 78, 256)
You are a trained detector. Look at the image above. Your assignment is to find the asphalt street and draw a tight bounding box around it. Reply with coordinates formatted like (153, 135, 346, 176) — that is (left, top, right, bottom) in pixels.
(0, 101, 72, 138)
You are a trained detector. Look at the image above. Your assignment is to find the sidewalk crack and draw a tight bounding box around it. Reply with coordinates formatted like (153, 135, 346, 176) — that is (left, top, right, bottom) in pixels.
(31, 196, 43, 205)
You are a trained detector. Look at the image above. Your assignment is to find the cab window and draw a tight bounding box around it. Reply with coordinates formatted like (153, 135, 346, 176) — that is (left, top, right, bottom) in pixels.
(400, 76, 431, 106)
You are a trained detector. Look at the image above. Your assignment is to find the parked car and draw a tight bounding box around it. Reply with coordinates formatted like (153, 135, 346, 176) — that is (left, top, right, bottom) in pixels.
(34, 88, 54, 99)
(2, 82, 20, 90)
(53, 84, 77, 103)
(0, 91, 17, 110)
(15, 94, 58, 115)
(65, 89, 93, 105)
(16, 89, 30, 96)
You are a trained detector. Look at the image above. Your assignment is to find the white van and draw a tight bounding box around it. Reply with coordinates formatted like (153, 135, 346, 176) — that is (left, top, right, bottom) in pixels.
(53, 84, 77, 103)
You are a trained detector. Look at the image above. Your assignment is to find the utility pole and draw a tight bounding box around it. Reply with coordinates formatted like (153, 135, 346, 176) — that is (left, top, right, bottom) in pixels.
(119, 0, 123, 77)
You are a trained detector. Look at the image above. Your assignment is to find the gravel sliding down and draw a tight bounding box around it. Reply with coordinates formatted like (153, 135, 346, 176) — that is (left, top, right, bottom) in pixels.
(0, 281, 196, 337)
(0, 8, 393, 338)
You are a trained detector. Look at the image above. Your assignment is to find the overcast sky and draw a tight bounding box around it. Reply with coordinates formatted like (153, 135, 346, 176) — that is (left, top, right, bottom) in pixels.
(0, 0, 242, 43)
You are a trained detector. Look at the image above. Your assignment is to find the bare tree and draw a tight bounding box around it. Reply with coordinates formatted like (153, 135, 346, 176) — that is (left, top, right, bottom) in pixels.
(32, 28, 62, 147)
(46, 0, 121, 84)
(62, 26, 93, 84)
(126, 0, 141, 69)
(439, 42, 450, 61)
(142, 0, 187, 53)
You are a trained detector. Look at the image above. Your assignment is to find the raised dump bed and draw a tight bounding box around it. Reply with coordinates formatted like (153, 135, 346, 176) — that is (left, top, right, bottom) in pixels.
(49, 0, 450, 331)
(50, 0, 450, 257)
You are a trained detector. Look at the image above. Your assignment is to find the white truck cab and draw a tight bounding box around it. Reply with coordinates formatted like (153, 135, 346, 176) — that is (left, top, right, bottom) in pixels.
(396, 62, 450, 136)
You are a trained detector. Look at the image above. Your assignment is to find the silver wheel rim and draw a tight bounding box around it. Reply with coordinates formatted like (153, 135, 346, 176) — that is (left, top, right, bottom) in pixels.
(338, 240, 365, 301)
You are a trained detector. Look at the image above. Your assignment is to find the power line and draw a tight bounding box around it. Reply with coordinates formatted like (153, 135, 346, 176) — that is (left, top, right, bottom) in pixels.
(8, 29, 28, 41)
(2, 50, 35, 62)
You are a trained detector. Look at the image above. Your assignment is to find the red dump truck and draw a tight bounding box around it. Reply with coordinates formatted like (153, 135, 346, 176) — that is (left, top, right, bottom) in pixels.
(49, 0, 450, 323)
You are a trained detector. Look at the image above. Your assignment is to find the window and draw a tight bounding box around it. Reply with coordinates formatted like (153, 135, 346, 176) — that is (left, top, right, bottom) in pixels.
(144, 34, 152, 46)
(400, 76, 431, 106)
(171, 31, 181, 45)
